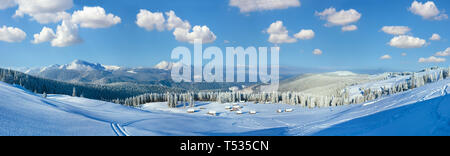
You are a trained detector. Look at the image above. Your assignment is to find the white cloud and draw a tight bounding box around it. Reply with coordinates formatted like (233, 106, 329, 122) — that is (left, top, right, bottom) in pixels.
(313, 49, 322, 55)
(316, 7, 361, 26)
(381, 26, 411, 35)
(173, 25, 217, 44)
(435, 47, 450, 56)
(136, 9, 166, 31)
(165, 10, 191, 30)
(29, 6, 120, 47)
(51, 20, 82, 47)
(380, 54, 392, 60)
(0, 0, 16, 10)
(14, 0, 74, 24)
(29, 12, 71, 24)
(418, 56, 446, 63)
(71, 6, 121, 29)
(136, 10, 216, 44)
(342, 25, 357, 32)
(266, 21, 296, 44)
(165, 11, 216, 44)
(409, 1, 448, 20)
(0, 25, 26, 43)
(229, 0, 301, 13)
(294, 29, 314, 40)
(429, 33, 441, 41)
(401, 52, 407, 56)
(389, 35, 426, 48)
(32, 27, 55, 44)
(29, 16, 83, 47)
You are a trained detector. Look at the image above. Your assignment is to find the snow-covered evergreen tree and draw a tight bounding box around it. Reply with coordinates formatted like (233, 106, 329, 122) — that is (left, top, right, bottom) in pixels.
(72, 87, 76, 97)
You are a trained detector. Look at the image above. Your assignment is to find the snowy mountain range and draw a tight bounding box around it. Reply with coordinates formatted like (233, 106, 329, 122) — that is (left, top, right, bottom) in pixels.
(1, 72, 449, 136)
(16, 60, 172, 84)
(23, 60, 119, 74)
(11, 59, 310, 85)
(154, 61, 182, 70)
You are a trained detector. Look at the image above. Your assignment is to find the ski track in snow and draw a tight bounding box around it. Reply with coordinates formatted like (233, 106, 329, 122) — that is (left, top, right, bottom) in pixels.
(111, 123, 130, 136)
(1, 77, 450, 136)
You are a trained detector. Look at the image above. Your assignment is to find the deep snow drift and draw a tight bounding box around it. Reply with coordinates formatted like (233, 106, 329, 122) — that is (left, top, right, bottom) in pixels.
(0, 78, 449, 136)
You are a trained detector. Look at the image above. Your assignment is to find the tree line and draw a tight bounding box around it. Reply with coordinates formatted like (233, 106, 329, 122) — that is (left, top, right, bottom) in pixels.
(0, 68, 184, 102)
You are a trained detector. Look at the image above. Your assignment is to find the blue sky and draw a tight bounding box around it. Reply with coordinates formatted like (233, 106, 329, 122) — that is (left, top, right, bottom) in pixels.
(0, 0, 449, 71)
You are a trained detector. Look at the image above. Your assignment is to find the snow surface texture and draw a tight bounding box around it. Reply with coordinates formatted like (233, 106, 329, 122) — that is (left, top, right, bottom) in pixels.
(277, 71, 387, 96)
(1, 78, 449, 136)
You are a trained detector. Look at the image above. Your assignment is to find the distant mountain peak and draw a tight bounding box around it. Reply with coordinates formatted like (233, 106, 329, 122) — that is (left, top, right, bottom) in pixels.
(154, 61, 174, 70)
(64, 59, 105, 71)
(41, 64, 60, 72)
(6, 59, 173, 84)
(103, 65, 121, 71)
(70, 59, 98, 66)
(71, 59, 88, 64)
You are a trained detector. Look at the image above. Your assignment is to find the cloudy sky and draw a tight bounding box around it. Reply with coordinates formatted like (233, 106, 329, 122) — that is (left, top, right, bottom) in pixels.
(0, 0, 449, 71)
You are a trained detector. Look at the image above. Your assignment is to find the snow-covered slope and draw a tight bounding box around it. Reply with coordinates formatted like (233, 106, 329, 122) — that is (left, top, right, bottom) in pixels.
(277, 71, 387, 96)
(0, 82, 114, 136)
(1, 78, 449, 136)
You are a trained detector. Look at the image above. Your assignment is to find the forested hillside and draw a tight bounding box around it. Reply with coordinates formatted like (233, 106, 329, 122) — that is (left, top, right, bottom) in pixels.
(0, 68, 184, 102)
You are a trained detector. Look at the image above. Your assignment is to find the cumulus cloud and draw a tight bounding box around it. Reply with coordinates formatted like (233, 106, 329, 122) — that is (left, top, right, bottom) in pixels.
(294, 29, 314, 40)
(380, 54, 392, 60)
(32, 27, 56, 44)
(389, 35, 426, 48)
(14, 0, 74, 24)
(435, 47, 450, 56)
(418, 56, 446, 63)
(71, 6, 121, 29)
(429, 33, 441, 41)
(266, 21, 296, 44)
(173, 25, 217, 44)
(313, 49, 322, 55)
(0, 0, 16, 10)
(5, 1, 119, 47)
(136, 9, 216, 44)
(401, 52, 407, 56)
(165, 10, 191, 30)
(50, 20, 82, 47)
(409, 1, 448, 20)
(29, 12, 72, 24)
(316, 7, 361, 26)
(229, 0, 301, 13)
(166, 11, 216, 44)
(136, 9, 166, 31)
(381, 26, 411, 35)
(0, 25, 27, 43)
(342, 25, 357, 32)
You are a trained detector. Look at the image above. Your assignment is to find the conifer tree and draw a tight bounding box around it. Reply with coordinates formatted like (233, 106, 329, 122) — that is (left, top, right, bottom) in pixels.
(72, 87, 76, 97)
